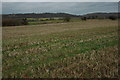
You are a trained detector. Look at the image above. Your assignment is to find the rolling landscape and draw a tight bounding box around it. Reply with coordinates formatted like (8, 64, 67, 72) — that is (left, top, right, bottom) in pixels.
(2, 2, 119, 78)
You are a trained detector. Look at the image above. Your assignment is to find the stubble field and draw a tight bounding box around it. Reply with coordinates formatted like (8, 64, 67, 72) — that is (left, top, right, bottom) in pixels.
(2, 19, 118, 78)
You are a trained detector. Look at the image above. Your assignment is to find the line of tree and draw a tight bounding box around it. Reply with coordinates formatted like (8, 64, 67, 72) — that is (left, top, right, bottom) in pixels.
(81, 15, 118, 21)
(2, 18, 28, 26)
(81, 17, 87, 21)
(64, 17, 71, 22)
(108, 16, 117, 20)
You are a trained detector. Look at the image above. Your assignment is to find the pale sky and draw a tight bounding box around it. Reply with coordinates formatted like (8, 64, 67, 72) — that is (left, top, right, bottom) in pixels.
(2, 2, 118, 15)
(2, 0, 120, 2)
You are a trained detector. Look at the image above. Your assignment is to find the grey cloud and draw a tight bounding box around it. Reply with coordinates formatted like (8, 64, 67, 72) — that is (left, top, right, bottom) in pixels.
(2, 2, 118, 15)
(2, 0, 119, 2)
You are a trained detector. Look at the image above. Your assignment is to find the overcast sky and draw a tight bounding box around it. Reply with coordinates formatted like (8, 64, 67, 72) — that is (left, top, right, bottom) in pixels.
(2, 2, 118, 15)
(2, 0, 120, 2)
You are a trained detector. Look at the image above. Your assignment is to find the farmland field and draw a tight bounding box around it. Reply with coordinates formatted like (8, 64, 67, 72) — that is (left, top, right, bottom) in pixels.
(2, 19, 118, 78)
(27, 17, 81, 25)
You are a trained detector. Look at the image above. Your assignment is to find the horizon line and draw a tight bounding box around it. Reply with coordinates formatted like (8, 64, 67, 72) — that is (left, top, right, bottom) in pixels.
(1, 12, 119, 15)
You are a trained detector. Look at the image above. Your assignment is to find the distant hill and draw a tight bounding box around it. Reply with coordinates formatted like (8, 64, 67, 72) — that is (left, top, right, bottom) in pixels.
(82, 12, 119, 19)
(2, 12, 119, 27)
(2, 12, 120, 19)
(2, 13, 80, 19)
